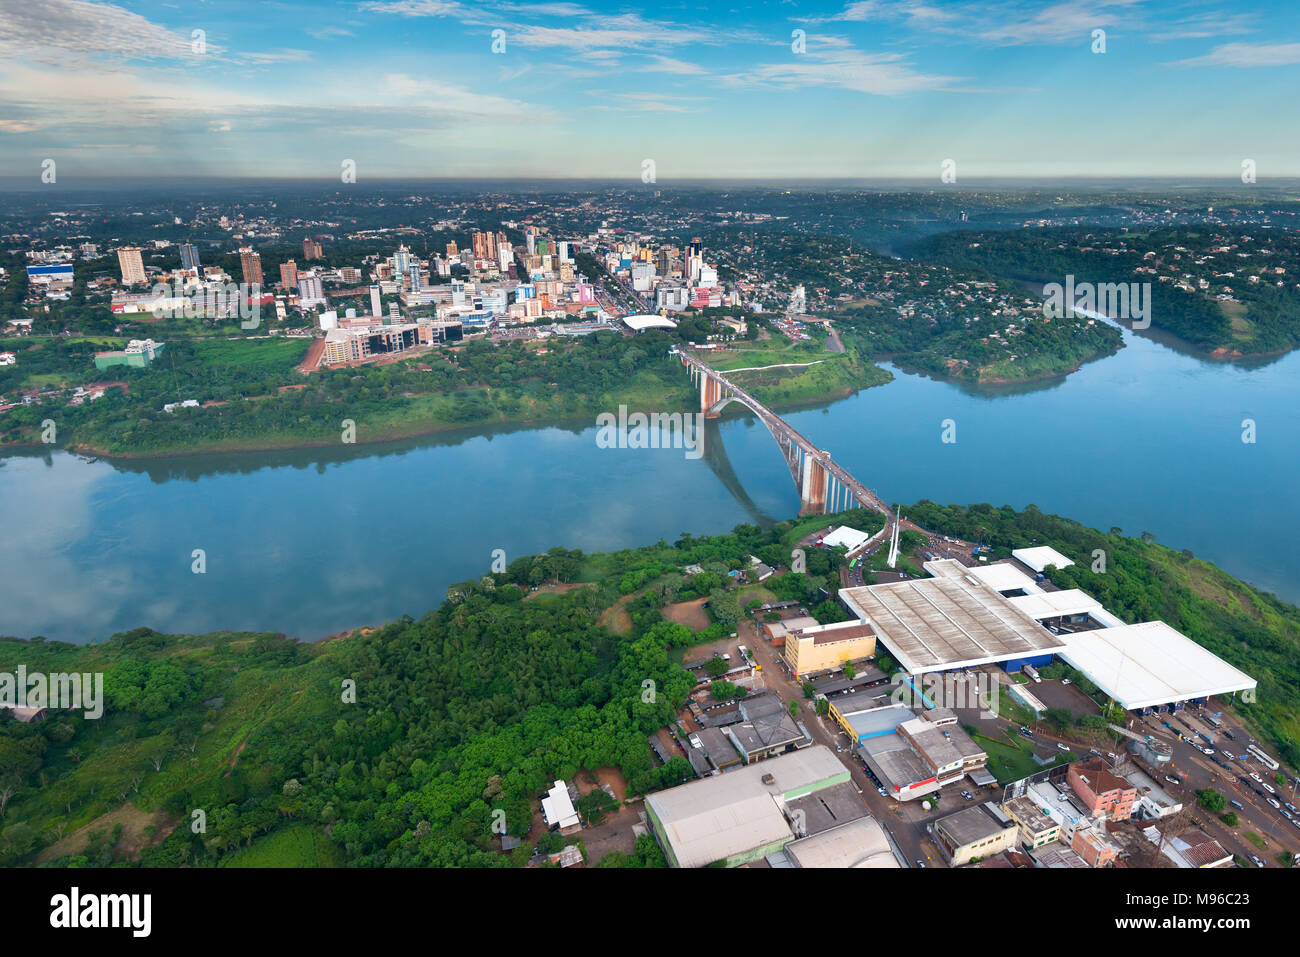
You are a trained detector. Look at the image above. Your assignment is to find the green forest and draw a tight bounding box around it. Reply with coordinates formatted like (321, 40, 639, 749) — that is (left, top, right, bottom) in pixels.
(913, 226, 1300, 356)
(0, 512, 854, 868)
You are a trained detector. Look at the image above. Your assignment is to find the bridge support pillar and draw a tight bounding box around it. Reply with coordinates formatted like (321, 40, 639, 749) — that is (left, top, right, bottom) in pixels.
(701, 375, 723, 418)
(799, 455, 828, 514)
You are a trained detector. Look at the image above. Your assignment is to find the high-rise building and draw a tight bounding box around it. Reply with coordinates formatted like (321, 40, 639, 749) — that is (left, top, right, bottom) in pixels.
(472, 230, 491, 261)
(408, 263, 422, 293)
(394, 244, 410, 280)
(445, 241, 458, 257)
(280, 259, 298, 291)
(497, 241, 512, 273)
(369, 285, 382, 318)
(179, 243, 200, 271)
(302, 238, 323, 261)
(525, 225, 536, 257)
(239, 248, 263, 288)
(297, 272, 325, 308)
(117, 246, 146, 285)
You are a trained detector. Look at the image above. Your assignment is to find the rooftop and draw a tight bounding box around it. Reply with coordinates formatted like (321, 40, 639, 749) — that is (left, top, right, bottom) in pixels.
(1056, 620, 1257, 710)
(839, 560, 1066, 674)
(1011, 546, 1075, 574)
(785, 817, 899, 868)
(645, 746, 847, 869)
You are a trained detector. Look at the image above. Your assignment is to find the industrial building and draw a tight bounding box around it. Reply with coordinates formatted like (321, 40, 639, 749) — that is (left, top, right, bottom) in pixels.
(644, 746, 850, 868)
(839, 562, 1066, 675)
(784, 816, 899, 868)
(1054, 621, 1257, 711)
(844, 705, 992, 800)
(783, 619, 876, 677)
(838, 556, 1257, 714)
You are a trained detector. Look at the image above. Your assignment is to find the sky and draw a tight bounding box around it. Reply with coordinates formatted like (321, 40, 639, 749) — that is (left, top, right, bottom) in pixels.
(0, 0, 1297, 181)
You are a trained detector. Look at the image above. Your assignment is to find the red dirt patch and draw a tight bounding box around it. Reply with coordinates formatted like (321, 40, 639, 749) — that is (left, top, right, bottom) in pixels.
(663, 597, 711, 633)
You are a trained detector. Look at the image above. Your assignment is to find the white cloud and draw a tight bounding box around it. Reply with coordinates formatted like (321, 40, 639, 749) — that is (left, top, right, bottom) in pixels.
(1169, 41, 1300, 67)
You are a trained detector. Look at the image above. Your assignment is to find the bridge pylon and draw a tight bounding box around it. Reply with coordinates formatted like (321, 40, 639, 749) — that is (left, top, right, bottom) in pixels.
(799, 454, 828, 514)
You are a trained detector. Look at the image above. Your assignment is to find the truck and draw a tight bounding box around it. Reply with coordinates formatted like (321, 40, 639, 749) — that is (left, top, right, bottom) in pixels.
(1022, 665, 1041, 683)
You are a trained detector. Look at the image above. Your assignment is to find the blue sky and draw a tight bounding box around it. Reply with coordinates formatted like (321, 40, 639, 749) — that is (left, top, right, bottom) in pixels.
(0, 0, 1297, 180)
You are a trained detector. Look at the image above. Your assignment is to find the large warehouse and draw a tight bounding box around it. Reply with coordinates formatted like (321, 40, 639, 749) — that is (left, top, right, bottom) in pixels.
(1055, 621, 1257, 710)
(838, 557, 1256, 713)
(838, 561, 1066, 675)
(644, 746, 849, 868)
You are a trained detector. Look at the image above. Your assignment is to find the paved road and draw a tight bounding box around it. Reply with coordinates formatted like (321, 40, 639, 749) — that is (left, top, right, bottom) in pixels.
(741, 616, 946, 867)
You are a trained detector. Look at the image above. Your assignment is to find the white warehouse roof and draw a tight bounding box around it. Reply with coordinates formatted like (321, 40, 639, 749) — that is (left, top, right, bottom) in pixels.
(823, 525, 872, 552)
(622, 313, 677, 331)
(1056, 621, 1257, 710)
(1012, 546, 1075, 574)
(1007, 589, 1104, 621)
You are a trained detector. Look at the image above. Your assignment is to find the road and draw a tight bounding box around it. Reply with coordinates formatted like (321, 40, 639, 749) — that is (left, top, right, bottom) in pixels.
(739, 615, 946, 867)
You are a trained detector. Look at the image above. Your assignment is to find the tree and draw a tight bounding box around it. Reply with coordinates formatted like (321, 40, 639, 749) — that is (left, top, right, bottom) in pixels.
(1197, 788, 1226, 813)
(788, 700, 798, 718)
(704, 657, 728, 678)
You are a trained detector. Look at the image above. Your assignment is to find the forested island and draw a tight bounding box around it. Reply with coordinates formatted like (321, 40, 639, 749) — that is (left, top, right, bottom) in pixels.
(0, 503, 1294, 868)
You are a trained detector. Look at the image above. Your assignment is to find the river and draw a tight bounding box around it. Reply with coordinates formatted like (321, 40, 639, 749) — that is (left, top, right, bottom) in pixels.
(3, 322, 1297, 643)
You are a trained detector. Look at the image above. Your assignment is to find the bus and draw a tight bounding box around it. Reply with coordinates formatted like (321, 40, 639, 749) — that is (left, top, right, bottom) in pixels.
(1206, 715, 1223, 729)
(1247, 744, 1280, 771)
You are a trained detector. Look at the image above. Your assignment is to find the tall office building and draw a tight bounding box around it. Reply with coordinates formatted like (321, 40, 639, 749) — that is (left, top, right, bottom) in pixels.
(179, 243, 200, 271)
(302, 237, 323, 261)
(280, 259, 298, 291)
(497, 241, 512, 273)
(239, 248, 263, 287)
(394, 244, 410, 280)
(117, 246, 146, 285)
(369, 285, 382, 317)
(525, 225, 536, 257)
(472, 231, 491, 261)
(408, 262, 422, 293)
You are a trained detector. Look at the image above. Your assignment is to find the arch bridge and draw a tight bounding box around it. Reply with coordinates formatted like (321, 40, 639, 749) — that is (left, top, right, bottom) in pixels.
(677, 349, 894, 533)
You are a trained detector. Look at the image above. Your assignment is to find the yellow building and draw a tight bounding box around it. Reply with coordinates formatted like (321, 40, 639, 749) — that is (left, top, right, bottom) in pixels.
(785, 620, 876, 677)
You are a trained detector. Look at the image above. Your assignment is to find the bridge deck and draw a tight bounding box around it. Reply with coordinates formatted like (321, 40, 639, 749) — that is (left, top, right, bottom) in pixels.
(679, 350, 891, 518)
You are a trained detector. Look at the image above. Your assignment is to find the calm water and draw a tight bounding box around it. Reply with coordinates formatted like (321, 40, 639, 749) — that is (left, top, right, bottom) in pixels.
(3, 324, 1298, 643)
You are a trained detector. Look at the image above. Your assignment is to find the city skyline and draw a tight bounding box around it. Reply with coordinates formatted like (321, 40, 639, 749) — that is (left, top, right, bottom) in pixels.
(0, 0, 1298, 180)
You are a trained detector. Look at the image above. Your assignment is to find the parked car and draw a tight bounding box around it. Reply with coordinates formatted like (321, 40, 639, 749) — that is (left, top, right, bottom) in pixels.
(1166, 775, 1182, 785)
(1056, 743, 1071, 753)
(1268, 798, 1282, 810)
(1062, 678, 1071, 685)
(878, 787, 887, 797)
(961, 789, 974, 800)
(1201, 746, 1215, 755)
(915, 860, 926, 869)
(1250, 772, 1263, 783)
(1250, 855, 1265, 868)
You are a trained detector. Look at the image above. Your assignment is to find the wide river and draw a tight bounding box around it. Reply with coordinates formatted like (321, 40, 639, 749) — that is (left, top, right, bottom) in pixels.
(3, 323, 1298, 643)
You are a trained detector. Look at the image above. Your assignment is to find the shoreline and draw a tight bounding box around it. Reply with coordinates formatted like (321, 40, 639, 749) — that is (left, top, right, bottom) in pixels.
(10, 361, 891, 462)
